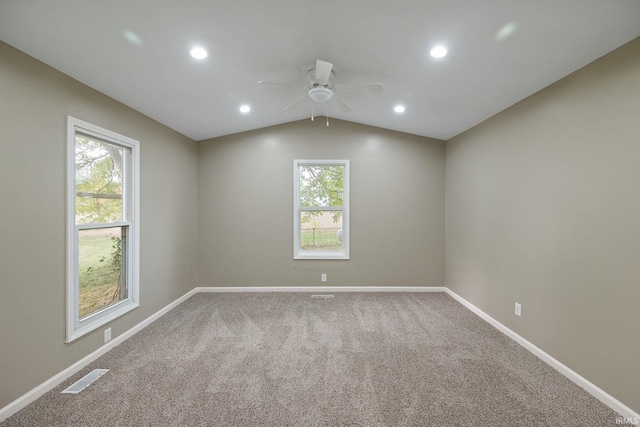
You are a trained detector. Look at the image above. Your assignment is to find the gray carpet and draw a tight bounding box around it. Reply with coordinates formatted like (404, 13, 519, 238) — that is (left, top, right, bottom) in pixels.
(1, 292, 620, 426)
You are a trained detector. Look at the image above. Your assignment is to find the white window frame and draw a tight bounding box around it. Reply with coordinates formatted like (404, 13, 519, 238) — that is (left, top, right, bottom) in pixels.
(294, 159, 350, 260)
(66, 116, 140, 342)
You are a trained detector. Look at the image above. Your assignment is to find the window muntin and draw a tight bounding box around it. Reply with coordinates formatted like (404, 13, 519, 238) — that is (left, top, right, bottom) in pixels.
(294, 160, 349, 259)
(66, 117, 139, 342)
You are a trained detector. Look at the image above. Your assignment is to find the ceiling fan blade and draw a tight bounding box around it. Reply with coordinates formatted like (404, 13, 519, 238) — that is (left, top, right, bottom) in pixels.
(329, 94, 352, 113)
(334, 82, 384, 93)
(283, 93, 310, 110)
(315, 59, 333, 85)
(258, 80, 287, 86)
(258, 81, 306, 90)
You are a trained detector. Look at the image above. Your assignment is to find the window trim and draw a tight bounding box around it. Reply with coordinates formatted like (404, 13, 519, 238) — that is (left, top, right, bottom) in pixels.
(66, 116, 140, 343)
(293, 159, 350, 260)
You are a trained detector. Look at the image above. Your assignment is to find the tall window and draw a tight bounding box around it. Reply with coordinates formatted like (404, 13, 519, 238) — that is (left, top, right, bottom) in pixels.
(66, 117, 139, 342)
(294, 160, 349, 259)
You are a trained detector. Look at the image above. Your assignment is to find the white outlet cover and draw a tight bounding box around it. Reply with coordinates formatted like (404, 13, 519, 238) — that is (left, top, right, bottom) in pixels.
(515, 303, 522, 317)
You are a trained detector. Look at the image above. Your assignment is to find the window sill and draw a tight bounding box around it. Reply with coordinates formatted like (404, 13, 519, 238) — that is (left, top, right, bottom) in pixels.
(294, 251, 350, 260)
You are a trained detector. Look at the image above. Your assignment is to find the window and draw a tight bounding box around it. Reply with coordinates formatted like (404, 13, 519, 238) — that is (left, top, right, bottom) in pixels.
(66, 117, 139, 342)
(294, 160, 349, 259)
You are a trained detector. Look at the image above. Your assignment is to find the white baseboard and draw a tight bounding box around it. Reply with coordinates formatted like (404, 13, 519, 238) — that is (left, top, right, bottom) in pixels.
(195, 285, 447, 293)
(444, 288, 640, 421)
(2, 286, 637, 422)
(0, 288, 198, 422)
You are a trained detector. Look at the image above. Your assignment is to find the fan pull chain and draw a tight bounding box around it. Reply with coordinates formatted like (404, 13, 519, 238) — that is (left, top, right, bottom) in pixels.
(311, 107, 314, 121)
(326, 115, 329, 126)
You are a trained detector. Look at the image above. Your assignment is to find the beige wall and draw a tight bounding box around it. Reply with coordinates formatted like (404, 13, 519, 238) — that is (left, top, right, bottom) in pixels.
(0, 41, 198, 408)
(197, 119, 445, 287)
(446, 38, 640, 411)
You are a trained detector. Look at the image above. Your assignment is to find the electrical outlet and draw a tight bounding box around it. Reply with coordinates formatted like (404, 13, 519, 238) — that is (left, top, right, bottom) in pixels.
(321, 273, 327, 282)
(104, 327, 112, 343)
(515, 303, 522, 317)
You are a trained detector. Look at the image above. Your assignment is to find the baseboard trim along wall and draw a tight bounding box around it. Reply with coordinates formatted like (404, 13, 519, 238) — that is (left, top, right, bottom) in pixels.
(195, 286, 448, 293)
(1, 286, 637, 422)
(0, 288, 199, 422)
(443, 288, 640, 421)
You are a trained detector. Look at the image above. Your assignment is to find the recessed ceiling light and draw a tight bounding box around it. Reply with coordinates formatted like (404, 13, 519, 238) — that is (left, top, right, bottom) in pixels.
(394, 105, 406, 113)
(190, 47, 208, 59)
(239, 105, 251, 113)
(430, 45, 448, 58)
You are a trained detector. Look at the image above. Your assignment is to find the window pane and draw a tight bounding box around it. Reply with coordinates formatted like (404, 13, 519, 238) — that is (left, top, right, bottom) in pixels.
(75, 134, 124, 225)
(78, 227, 127, 319)
(300, 211, 343, 252)
(299, 165, 344, 208)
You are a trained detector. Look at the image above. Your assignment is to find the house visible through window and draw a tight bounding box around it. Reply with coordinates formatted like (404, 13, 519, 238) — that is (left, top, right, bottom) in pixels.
(294, 160, 349, 259)
(66, 117, 139, 342)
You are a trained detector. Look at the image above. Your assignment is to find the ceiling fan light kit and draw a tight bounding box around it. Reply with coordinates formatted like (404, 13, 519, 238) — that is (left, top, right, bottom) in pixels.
(308, 86, 333, 102)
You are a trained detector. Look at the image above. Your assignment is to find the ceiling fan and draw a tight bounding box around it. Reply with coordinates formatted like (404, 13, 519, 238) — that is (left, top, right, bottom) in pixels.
(258, 59, 383, 113)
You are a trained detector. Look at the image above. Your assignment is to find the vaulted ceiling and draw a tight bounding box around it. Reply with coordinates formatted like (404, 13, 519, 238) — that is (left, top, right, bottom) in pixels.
(1, 1, 639, 141)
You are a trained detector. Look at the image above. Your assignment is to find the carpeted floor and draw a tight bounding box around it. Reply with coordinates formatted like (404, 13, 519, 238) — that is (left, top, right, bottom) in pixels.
(1, 292, 621, 426)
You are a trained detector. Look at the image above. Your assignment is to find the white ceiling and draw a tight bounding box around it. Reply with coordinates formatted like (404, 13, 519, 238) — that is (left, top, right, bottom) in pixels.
(1, 1, 639, 141)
